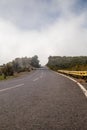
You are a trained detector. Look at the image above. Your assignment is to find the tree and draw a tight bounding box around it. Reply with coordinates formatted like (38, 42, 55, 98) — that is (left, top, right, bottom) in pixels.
(2, 63, 14, 79)
(1, 55, 40, 79)
(30, 55, 40, 68)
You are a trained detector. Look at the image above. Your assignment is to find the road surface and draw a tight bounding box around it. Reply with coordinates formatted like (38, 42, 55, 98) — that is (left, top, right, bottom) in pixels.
(0, 68, 87, 130)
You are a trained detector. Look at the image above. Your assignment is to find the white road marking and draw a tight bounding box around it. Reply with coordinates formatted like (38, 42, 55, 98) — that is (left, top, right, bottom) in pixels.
(33, 71, 44, 81)
(33, 78, 39, 82)
(55, 71, 87, 98)
(0, 83, 24, 92)
(77, 82, 87, 97)
(58, 73, 77, 83)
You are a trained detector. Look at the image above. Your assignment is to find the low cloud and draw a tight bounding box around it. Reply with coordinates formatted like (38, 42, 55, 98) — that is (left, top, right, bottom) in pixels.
(0, 0, 87, 65)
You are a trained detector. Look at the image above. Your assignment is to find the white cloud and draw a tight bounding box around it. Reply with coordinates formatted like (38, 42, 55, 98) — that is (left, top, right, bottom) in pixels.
(0, 0, 87, 65)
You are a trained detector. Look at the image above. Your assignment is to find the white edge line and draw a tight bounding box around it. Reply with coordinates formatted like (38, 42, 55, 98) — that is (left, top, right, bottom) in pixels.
(77, 82, 87, 97)
(54, 71, 87, 98)
(57, 73, 77, 83)
(0, 83, 24, 92)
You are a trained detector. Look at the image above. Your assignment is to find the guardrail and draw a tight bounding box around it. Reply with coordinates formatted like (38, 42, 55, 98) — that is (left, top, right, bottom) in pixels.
(58, 70, 87, 77)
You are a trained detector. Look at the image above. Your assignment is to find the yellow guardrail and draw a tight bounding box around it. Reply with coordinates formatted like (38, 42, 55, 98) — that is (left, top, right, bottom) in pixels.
(58, 70, 87, 77)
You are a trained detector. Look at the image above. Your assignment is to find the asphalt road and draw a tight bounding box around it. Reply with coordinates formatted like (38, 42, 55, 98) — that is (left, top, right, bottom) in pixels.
(0, 68, 87, 130)
(82, 83, 87, 90)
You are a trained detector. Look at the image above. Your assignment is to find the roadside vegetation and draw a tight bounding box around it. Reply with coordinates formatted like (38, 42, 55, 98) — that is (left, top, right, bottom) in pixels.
(47, 56, 87, 71)
(47, 56, 87, 81)
(0, 55, 40, 80)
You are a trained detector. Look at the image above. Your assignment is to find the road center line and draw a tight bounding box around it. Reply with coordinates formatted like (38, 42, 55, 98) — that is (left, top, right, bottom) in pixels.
(33, 78, 39, 82)
(0, 83, 24, 92)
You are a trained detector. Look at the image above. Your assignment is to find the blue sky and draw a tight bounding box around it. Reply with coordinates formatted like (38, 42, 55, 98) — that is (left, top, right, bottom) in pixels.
(0, 0, 87, 65)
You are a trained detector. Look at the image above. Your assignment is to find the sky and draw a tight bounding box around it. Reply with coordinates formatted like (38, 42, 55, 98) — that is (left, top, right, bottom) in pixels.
(0, 0, 87, 65)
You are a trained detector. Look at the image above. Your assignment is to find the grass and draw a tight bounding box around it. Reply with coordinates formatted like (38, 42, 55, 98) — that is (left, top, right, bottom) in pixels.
(0, 75, 4, 80)
(0, 74, 21, 81)
(0, 71, 32, 81)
